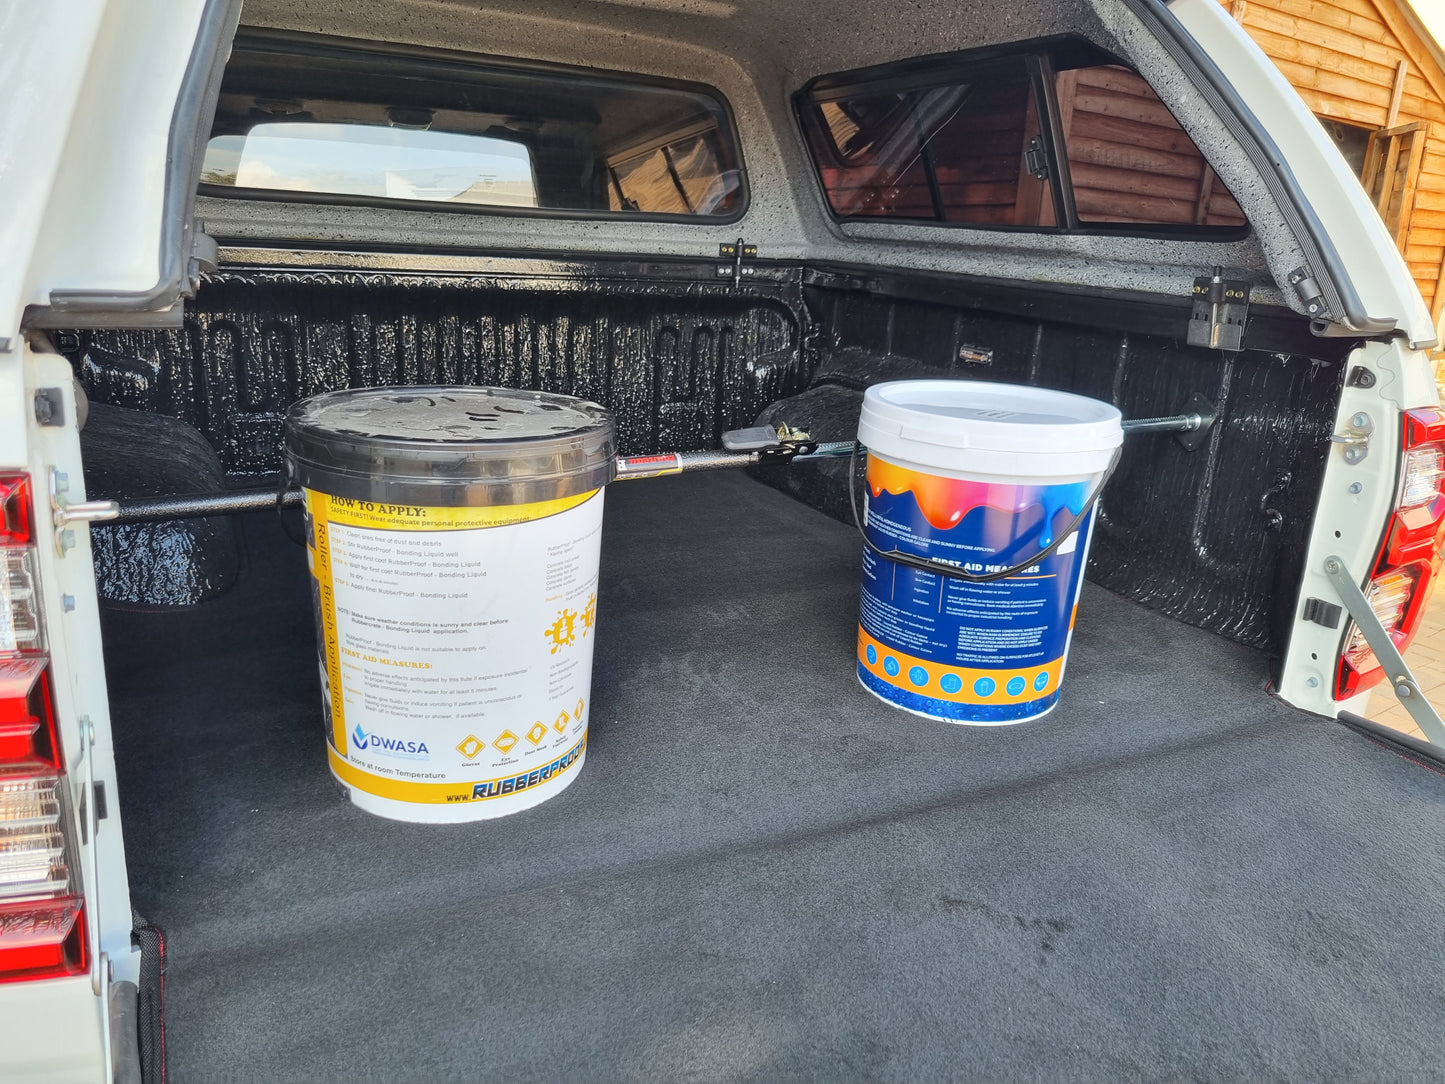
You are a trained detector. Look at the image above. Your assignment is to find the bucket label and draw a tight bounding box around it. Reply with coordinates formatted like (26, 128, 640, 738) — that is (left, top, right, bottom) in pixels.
(856, 456, 1094, 722)
(305, 487, 603, 813)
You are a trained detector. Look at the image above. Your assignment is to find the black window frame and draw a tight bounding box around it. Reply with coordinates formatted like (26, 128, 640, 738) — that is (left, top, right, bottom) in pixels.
(199, 29, 750, 225)
(794, 35, 1251, 242)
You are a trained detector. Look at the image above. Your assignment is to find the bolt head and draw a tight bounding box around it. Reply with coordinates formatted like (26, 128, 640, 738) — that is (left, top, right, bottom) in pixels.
(1348, 482, 1363, 494)
(61, 595, 75, 612)
(59, 528, 75, 552)
(1397, 683, 1413, 698)
(53, 471, 69, 493)
(1306, 676, 1320, 688)
(1351, 412, 1369, 428)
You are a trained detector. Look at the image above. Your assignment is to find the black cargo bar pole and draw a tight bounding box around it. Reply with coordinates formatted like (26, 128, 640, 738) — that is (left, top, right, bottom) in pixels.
(62, 411, 1213, 527)
(54, 490, 302, 527)
(118, 488, 303, 519)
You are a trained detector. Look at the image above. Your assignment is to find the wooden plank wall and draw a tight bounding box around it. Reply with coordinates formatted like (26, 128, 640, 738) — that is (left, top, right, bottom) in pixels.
(1061, 66, 1247, 226)
(1220, 0, 1445, 323)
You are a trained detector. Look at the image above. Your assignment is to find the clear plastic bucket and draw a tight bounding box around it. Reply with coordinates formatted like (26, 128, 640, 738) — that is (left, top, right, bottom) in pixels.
(855, 380, 1122, 724)
(285, 387, 615, 821)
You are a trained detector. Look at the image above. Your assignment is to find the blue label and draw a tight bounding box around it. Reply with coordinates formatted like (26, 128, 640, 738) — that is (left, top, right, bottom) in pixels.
(856, 458, 1095, 717)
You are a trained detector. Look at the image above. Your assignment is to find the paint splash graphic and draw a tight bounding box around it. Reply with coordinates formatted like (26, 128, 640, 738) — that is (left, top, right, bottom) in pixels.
(867, 458, 1091, 546)
(545, 609, 577, 653)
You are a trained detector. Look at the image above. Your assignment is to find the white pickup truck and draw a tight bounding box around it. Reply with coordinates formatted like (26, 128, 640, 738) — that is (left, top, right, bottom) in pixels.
(3, 0, 1444, 1080)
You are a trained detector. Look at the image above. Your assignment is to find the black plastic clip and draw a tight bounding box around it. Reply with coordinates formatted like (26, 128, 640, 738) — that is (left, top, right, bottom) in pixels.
(1302, 597, 1343, 629)
(34, 388, 65, 427)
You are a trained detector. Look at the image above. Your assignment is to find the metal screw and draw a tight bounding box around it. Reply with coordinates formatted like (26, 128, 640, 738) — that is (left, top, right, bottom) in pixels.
(59, 529, 75, 553)
(1397, 683, 1413, 698)
(1306, 676, 1320, 688)
(1324, 558, 1341, 573)
(61, 595, 75, 612)
(53, 471, 69, 494)
(1348, 482, 1363, 494)
(1344, 446, 1366, 464)
(1351, 412, 1370, 428)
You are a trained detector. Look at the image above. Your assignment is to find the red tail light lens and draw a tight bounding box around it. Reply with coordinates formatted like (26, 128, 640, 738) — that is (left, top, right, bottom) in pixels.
(0, 657, 57, 765)
(1340, 568, 1419, 673)
(0, 898, 85, 977)
(1399, 445, 1445, 509)
(0, 476, 33, 545)
(1336, 408, 1445, 698)
(1, 545, 44, 656)
(0, 473, 88, 981)
(0, 773, 86, 980)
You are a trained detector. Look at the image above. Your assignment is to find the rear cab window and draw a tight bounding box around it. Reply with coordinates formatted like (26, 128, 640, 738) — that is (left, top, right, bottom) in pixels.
(797, 37, 1246, 236)
(201, 32, 747, 220)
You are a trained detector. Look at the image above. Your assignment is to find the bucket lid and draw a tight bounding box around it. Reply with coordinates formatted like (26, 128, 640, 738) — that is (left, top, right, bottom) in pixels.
(285, 386, 616, 506)
(857, 380, 1123, 479)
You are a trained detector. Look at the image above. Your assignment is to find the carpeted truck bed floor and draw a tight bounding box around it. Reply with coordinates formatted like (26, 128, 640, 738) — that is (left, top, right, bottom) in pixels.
(102, 472, 1445, 1083)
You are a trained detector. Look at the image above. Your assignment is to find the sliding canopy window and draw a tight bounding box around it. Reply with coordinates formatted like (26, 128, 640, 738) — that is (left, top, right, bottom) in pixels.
(797, 38, 1246, 236)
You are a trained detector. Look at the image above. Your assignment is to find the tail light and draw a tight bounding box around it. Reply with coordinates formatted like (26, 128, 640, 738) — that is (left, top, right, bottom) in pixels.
(1335, 409, 1445, 698)
(0, 657, 56, 763)
(1, 522, 43, 657)
(0, 473, 87, 981)
(0, 774, 85, 979)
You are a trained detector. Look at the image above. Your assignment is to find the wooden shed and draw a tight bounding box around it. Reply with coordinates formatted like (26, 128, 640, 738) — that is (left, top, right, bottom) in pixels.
(1218, 0, 1445, 334)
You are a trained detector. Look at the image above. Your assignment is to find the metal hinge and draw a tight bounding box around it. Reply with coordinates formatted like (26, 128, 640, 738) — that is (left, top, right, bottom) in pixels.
(187, 229, 219, 296)
(1024, 135, 1049, 181)
(716, 238, 757, 288)
(1322, 554, 1445, 744)
(1186, 266, 1249, 351)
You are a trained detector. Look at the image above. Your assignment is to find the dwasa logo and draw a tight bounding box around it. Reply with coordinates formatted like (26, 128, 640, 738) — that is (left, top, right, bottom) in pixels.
(352, 724, 430, 759)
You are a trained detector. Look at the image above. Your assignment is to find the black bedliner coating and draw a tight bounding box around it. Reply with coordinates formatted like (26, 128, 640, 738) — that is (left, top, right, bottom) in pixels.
(61, 259, 1342, 653)
(78, 402, 240, 606)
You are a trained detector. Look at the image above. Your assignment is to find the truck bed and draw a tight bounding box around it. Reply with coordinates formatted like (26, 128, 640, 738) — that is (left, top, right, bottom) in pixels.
(101, 471, 1445, 1082)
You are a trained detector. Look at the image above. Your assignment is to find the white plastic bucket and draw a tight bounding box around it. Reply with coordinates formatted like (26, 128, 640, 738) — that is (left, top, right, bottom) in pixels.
(855, 380, 1122, 724)
(285, 387, 616, 821)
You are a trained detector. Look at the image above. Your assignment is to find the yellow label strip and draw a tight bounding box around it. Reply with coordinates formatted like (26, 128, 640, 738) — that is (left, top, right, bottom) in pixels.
(318, 489, 598, 532)
(305, 491, 348, 754)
